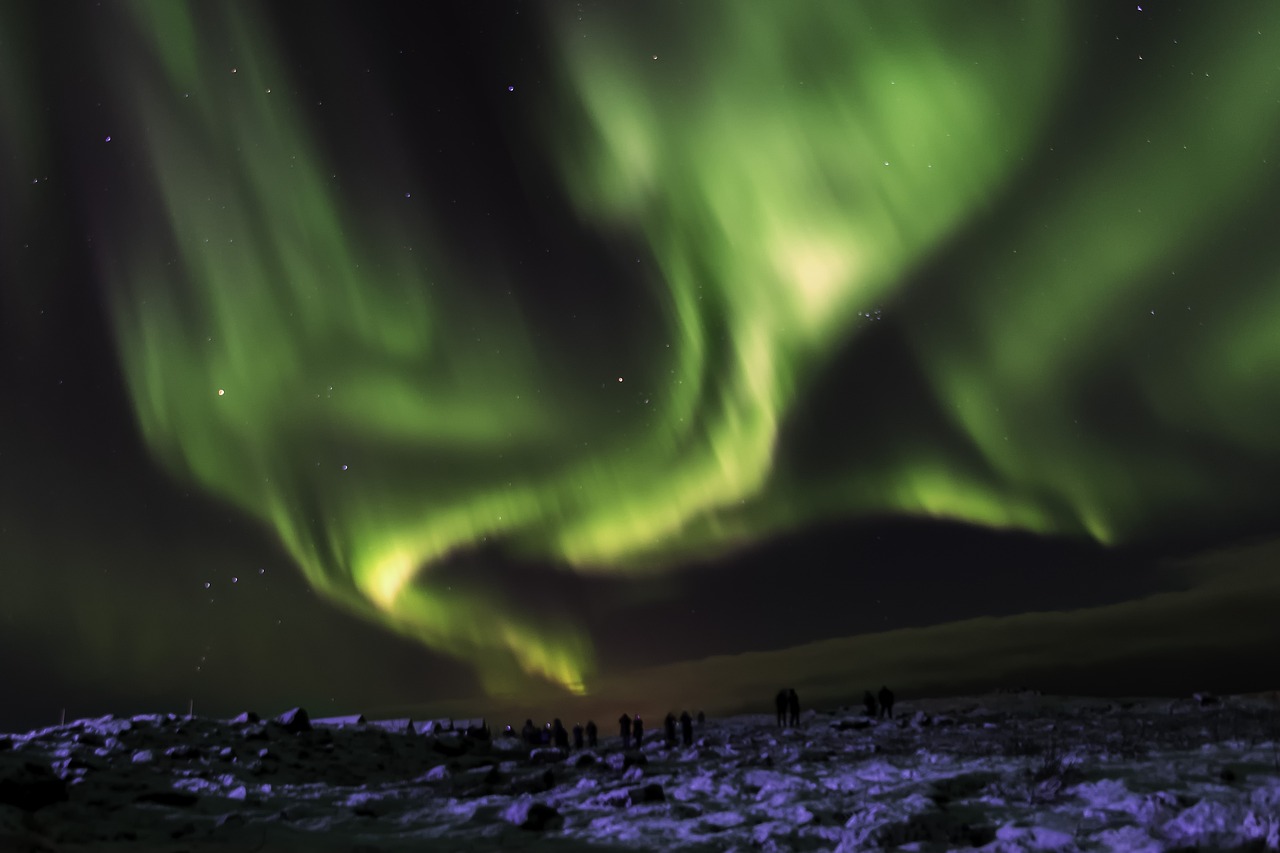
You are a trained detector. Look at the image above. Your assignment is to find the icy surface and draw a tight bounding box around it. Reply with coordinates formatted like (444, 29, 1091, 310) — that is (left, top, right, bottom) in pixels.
(2, 694, 1280, 850)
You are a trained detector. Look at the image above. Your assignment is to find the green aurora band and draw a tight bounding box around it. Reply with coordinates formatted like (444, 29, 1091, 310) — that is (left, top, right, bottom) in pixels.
(97, 2, 1280, 696)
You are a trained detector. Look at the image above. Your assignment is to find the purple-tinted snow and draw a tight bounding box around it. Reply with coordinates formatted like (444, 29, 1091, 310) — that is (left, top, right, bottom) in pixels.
(1, 693, 1279, 850)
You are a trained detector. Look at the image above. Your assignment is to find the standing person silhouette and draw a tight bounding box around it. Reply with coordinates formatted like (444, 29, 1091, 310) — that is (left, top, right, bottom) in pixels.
(878, 685, 895, 720)
(618, 713, 632, 749)
(679, 710, 693, 747)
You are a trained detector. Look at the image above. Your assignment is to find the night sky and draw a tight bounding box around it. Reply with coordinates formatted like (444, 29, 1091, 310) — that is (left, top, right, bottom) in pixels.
(3, 1, 1280, 733)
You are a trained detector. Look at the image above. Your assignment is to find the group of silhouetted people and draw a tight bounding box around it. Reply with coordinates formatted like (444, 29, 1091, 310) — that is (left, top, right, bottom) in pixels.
(862, 685, 895, 719)
(505, 709, 709, 752)
(497, 685, 897, 753)
(618, 709, 705, 749)
(512, 717, 600, 750)
(775, 688, 801, 727)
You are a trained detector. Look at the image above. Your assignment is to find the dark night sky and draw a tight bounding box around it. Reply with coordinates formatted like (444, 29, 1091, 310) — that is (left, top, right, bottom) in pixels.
(3, 2, 1280, 732)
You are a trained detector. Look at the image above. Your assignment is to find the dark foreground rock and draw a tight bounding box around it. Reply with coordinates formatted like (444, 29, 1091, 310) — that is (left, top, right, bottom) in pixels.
(503, 796, 563, 830)
(0, 759, 68, 811)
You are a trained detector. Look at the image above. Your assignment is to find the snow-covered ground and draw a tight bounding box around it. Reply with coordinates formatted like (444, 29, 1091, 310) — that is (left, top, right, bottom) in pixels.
(3, 692, 1279, 851)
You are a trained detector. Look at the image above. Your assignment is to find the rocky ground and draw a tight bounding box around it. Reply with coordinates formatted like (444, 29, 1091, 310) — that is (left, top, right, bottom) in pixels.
(2, 692, 1279, 851)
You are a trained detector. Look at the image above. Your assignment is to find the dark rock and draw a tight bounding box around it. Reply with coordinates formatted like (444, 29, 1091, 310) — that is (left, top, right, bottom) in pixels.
(573, 752, 599, 768)
(528, 747, 565, 765)
(508, 768, 556, 796)
(73, 732, 105, 748)
(1193, 692, 1221, 708)
(433, 736, 468, 757)
(136, 789, 200, 807)
(628, 783, 665, 805)
(164, 744, 201, 760)
(231, 711, 260, 725)
(52, 755, 98, 775)
(0, 737, 11, 751)
(621, 752, 648, 771)
(0, 761, 70, 811)
(275, 707, 311, 733)
(832, 718, 872, 731)
(503, 797, 563, 831)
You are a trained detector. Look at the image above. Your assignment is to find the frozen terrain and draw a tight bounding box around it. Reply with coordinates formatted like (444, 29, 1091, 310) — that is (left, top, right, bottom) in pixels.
(2, 692, 1280, 851)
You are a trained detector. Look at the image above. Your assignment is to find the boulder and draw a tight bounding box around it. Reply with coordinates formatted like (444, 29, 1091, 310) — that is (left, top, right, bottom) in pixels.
(503, 796, 563, 830)
(433, 736, 468, 757)
(0, 760, 69, 811)
(135, 789, 200, 807)
(274, 707, 311, 733)
(528, 747, 566, 765)
(628, 783, 665, 806)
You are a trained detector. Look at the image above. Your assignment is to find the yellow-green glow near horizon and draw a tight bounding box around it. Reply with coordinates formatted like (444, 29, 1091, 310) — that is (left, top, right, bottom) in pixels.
(99, 2, 1280, 697)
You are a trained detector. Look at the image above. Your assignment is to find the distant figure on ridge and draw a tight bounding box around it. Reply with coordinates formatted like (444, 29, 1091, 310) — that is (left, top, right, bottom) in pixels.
(618, 713, 632, 749)
(521, 719, 537, 745)
(775, 689, 789, 727)
(552, 718, 569, 749)
(664, 712, 678, 746)
(697, 710, 705, 726)
(572, 722, 584, 750)
(787, 688, 800, 726)
(586, 720, 598, 748)
(679, 710, 693, 747)
(878, 685, 895, 720)
(863, 690, 878, 718)
(632, 714, 644, 748)
(542, 722, 552, 744)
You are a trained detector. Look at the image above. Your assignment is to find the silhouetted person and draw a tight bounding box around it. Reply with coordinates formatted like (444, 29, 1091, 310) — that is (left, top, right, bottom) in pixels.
(586, 720, 598, 748)
(696, 710, 705, 726)
(618, 713, 632, 749)
(521, 719, 537, 745)
(552, 718, 569, 749)
(572, 722, 584, 750)
(662, 712, 676, 745)
(503, 724, 515, 738)
(632, 714, 644, 748)
(541, 722, 552, 744)
(775, 689, 788, 727)
(679, 710, 693, 747)
(787, 688, 800, 726)
(863, 690, 878, 718)
(878, 685, 895, 720)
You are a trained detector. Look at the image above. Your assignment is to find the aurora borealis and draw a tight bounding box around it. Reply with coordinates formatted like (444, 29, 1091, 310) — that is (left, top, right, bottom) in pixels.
(3, 1, 1280, 730)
